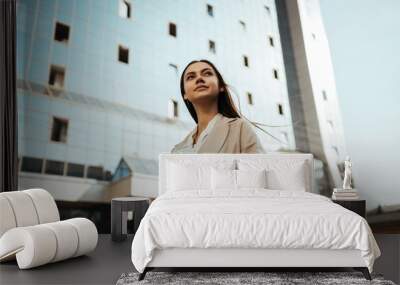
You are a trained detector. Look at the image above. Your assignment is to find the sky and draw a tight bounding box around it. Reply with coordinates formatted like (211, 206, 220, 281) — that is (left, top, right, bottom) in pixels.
(319, 0, 400, 210)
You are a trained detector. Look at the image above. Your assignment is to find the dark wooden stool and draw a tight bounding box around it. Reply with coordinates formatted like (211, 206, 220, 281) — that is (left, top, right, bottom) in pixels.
(111, 197, 150, 242)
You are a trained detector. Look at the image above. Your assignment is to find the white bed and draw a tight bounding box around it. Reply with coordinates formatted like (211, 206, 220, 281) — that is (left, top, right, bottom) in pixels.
(131, 153, 380, 281)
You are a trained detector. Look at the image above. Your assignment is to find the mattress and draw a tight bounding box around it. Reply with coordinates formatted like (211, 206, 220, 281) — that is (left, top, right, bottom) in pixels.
(131, 189, 381, 273)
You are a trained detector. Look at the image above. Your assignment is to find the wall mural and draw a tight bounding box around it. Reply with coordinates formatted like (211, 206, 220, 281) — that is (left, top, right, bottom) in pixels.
(15, 0, 399, 233)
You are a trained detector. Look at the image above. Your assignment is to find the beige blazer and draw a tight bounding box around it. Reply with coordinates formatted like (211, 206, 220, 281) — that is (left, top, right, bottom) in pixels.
(171, 116, 265, 154)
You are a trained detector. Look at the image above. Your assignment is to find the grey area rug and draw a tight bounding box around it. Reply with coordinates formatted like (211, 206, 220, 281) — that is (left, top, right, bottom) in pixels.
(116, 271, 396, 285)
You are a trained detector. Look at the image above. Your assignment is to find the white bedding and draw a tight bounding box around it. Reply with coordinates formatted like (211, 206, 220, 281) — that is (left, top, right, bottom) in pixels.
(131, 189, 381, 273)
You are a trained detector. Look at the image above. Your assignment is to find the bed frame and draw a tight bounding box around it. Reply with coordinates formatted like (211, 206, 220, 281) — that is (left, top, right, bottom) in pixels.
(138, 154, 372, 281)
(141, 248, 371, 280)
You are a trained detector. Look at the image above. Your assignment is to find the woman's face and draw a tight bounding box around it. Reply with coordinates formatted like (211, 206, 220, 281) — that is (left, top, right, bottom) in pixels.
(183, 62, 221, 103)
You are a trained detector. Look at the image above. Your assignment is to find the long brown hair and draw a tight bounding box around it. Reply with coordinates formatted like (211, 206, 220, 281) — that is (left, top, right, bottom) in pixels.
(180, 59, 285, 144)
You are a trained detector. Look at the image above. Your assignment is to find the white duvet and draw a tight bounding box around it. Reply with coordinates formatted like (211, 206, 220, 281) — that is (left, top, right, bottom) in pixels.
(131, 189, 381, 273)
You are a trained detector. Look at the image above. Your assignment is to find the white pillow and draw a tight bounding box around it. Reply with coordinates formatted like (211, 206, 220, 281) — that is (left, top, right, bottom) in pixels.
(267, 162, 306, 191)
(211, 168, 236, 190)
(211, 168, 267, 190)
(167, 161, 235, 192)
(236, 169, 267, 189)
(238, 159, 308, 191)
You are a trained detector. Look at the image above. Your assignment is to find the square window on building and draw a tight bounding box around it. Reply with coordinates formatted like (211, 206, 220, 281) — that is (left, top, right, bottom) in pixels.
(209, 40, 216, 53)
(21, 156, 43, 173)
(87, 166, 104, 180)
(327, 120, 334, 132)
(173, 101, 178, 117)
(239, 20, 246, 30)
(45, 160, 65, 176)
(67, 163, 85, 178)
(169, 22, 177, 37)
(118, 45, 129, 64)
(207, 4, 213, 16)
(281, 131, 289, 145)
(277, 103, 284, 115)
(169, 63, 178, 75)
(322, 90, 328, 100)
(247, 92, 253, 105)
(48, 65, 65, 89)
(104, 170, 112, 181)
(243, 55, 249, 67)
(269, 36, 274, 47)
(332, 146, 339, 156)
(119, 0, 131, 19)
(273, 69, 279, 79)
(54, 22, 70, 43)
(168, 99, 178, 118)
(51, 117, 68, 143)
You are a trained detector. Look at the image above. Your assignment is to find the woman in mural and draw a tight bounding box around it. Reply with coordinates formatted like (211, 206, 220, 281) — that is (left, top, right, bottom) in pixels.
(171, 59, 267, 154)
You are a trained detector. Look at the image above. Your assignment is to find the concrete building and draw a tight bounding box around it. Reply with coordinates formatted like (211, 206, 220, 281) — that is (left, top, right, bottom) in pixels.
(16, 0, 343, 200)
(276, 0, 347, 194)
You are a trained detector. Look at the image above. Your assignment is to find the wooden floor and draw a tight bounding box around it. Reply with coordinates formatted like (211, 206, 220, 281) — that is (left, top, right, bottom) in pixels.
(0, 234, 398, 285)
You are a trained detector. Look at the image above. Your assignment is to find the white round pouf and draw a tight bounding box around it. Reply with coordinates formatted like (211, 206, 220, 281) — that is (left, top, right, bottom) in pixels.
(0, 189, 99, 269)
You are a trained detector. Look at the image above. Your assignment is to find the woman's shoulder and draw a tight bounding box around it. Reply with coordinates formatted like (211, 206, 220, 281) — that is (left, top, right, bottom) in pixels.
(227, 117, 265, 153)
(221, 115, 244, 125)
(170, 129, 195, 153)
(223, 116, 254, 130)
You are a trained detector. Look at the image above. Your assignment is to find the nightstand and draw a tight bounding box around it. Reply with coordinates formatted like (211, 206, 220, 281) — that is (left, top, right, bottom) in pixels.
(111, 197, 150, 242)
(332, 199, 366, 218)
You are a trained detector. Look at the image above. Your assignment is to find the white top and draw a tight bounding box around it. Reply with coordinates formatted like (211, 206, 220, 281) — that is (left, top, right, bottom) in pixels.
(173, 113, 223, 154)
